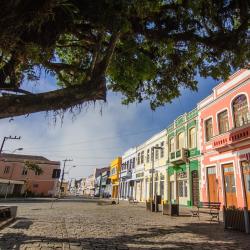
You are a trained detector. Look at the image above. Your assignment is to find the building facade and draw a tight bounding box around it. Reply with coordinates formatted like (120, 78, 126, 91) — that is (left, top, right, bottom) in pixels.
(142, 130, 168, 202)
(100, 170, 111, 198)
(84, 174, 95, 196)
(120, 147, 136, 200)
(166, 108, 200, 206)
(199, 69, 250, 209)
(0, 153, 61, 197)
(110, 157, 122, 198)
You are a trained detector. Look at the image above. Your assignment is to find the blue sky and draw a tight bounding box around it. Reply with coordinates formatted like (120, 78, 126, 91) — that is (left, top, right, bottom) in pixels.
(0, 74, 219, 180)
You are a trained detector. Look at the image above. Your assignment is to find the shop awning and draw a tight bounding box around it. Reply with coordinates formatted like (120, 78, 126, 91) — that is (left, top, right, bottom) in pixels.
(0, 178, 24, 185)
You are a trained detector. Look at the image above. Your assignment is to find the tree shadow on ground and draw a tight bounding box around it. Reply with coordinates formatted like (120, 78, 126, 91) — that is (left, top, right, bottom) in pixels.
(1, 221, 250, 250)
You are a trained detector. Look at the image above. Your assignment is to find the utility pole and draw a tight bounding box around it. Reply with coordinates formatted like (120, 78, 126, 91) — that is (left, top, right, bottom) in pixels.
(0, 136, 21, 154)
(59, 159, 73, 195)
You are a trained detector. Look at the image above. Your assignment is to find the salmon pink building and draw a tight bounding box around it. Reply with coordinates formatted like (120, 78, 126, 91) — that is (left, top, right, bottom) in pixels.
(198, 69, 250, 209)
(0, 153, 61, 197)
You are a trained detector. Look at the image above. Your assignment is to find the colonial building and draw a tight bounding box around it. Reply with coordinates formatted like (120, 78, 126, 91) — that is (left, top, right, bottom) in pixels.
(120, 147, 136, 200)
(84, 174, 95, 196)
(166, 108, 200, 207)
(100, 170, 111, 198)
(0, 153, 61, 197)
(110, 157, 122, 198)
(94, 167, 110, 197)
(142, 130, 168, 202)
(198, 69, 250, 209)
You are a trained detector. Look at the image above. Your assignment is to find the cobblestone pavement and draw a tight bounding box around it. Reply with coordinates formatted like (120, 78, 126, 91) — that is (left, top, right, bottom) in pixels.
(0, 199, 250, 249)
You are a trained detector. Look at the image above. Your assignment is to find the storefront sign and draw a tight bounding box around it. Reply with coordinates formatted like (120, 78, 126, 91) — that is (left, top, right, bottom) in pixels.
(136, 172, 144, 178)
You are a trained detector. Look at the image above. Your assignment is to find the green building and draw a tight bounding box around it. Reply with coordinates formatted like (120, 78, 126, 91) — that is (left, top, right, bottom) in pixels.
(166, 108, 200, 207)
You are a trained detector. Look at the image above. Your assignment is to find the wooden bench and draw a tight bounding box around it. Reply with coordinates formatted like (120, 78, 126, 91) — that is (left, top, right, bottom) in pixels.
(191, 202, 221, 223)
(128, 197, 138, 204)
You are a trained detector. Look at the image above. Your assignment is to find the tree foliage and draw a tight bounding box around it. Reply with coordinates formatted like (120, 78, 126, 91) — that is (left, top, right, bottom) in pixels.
(0, 0, 249, 118)
(24, 161, 43, 175)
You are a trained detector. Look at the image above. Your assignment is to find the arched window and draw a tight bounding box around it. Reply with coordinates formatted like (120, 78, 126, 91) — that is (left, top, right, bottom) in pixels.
(233, 94, 249, 128)
(177, 132, 184, 150)
(218, 110, 229, 134)
(170, 138, 175, 152)
(205, 118, 213, 141)
(189, 127, 196, 148)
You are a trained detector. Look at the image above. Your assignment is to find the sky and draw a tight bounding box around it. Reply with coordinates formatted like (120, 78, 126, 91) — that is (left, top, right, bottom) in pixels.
(0, 74, 220, 180)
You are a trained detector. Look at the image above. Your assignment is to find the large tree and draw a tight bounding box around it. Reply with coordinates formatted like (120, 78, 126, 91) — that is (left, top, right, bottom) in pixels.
(0, 0, 249, 119)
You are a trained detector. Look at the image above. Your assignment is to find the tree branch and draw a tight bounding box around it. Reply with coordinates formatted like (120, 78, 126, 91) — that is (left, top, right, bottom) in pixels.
(0, 79, 106, 119)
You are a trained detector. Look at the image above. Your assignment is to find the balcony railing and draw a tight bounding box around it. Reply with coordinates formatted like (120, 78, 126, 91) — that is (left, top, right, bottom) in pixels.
(169, 148, 188, 164)
(212, 124, 250, 150)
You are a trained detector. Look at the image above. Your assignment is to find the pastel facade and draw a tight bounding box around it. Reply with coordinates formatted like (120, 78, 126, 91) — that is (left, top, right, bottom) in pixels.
(198, 69, 250, 209)
(120, 147, 136, 199)
(0, 153, 60, 197)
(141, 130, 168, 202)
(110, 157, 122, 198)
(166, 108, 200, 206)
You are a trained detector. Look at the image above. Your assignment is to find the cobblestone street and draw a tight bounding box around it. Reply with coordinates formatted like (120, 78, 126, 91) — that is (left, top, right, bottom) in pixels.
(1, 199, 250, 249)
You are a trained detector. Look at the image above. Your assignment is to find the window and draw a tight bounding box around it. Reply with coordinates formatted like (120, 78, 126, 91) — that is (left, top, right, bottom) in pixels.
(132, 158, 135, 168)
(151, 147, 154, 161)
(170, 138, 174, 152)
(129, 159, 132, 169)
(4, 166, 10, 174)
(22, 168, 28, 176)
(33, 184, 39, 188)
(141, 151, 144, 164)
(146, 149, 150, 163)
(177, 132, 184, 150)
(205, 118, 213, 141)
(160, 142, 164, 158)
(155, 144, 159, 160)
(137, 153, 140, 165)
(218, 110, 229, 134)
(233, 94, 249, 128)
(189, 127, 196, 148)
(52, 169, 61, 178)
(178, 180, 188, 197)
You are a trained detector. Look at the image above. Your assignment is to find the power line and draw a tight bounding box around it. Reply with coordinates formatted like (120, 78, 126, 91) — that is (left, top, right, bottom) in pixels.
(22, 126, 164, 150)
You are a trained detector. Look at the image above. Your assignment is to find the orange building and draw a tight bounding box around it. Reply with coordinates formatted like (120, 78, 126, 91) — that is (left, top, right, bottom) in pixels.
(0, 153, 61, 197)
(109, 157, 122, 198)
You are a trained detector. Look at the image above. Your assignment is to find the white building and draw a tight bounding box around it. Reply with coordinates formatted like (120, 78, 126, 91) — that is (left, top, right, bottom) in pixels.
(120, 147, 136, 200)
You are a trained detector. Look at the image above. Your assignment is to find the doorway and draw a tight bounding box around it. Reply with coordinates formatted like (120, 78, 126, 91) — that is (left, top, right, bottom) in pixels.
(223, 163, 237, 208)
(241, 161, 250, 209)
(191, 170, 199, 206)
(207, 167, 218, 202)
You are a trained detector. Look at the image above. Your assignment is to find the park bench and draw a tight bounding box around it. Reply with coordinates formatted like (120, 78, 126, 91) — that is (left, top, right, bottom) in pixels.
(128, 197, 139, 204)
(191, 202, 221, 223)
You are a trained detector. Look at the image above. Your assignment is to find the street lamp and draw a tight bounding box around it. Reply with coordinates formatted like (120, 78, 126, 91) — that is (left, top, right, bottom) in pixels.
(12, 147, 23, 153)
(150, 146, 163, 207)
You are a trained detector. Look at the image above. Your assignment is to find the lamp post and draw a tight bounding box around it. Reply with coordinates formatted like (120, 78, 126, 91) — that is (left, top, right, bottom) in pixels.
(150, 146, 163, 210)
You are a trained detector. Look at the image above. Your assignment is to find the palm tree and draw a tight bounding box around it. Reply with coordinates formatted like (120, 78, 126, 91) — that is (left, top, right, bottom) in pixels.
(24, 161, 43, 197)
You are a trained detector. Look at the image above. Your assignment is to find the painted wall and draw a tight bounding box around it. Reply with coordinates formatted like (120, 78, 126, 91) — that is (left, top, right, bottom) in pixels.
(199, 69, 250, 208)
(0, 154, 60, 196)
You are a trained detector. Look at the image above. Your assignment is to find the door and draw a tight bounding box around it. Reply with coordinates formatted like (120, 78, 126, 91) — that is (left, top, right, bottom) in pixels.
(223, 163, 237, 208)
(207, 167, 218, 202)
(170, 181, 175, 203)
(241, 161, 250, 209)
(191, 170, 199, 206)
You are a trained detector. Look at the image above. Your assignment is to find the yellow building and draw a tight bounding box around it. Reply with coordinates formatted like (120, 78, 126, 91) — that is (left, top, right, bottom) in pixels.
(110, 157, 122, 198)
